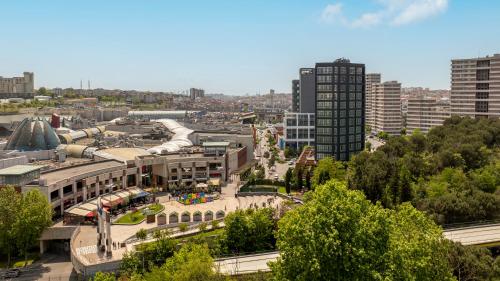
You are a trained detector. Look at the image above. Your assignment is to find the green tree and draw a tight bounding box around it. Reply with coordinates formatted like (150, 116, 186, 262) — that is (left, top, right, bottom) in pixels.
(305, 170, 311, 190)
(446, 241, 500, 281)
(284, 168, 292, 194)
(179, 223, 189, 233)
(136, 228, 147, 241)
(15, 189, 52, 266)
(0, 186, 22, 267)
(295, 167, 303, 190)
(92, 272, 117, 281)
(142, 243, 218, 281)
(223, 210, 249, 253)
(211, 219, 220, 229)
(312, 157, 345, 187)
(198, 222, 208, 233)
(270, 181, 454, 281)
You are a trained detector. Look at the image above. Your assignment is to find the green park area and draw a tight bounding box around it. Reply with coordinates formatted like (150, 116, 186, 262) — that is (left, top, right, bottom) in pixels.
(114, 203, 164, 224)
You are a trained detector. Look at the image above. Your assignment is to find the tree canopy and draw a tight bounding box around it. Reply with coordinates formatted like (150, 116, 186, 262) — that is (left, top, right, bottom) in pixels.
(270, 181, 454, 281)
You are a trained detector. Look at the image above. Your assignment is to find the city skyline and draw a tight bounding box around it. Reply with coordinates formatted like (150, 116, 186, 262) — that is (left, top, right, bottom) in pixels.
(1, 0, 499, 94)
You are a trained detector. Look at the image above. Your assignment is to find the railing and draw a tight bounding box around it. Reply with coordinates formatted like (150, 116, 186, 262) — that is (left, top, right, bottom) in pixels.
(442, 219, 500, 230)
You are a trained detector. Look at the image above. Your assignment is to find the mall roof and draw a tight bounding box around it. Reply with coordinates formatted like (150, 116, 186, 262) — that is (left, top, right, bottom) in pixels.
(202, 141, 230, 147)
(0, 165, 43, 176)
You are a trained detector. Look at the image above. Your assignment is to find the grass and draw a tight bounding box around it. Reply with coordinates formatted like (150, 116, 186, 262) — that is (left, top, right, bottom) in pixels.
(114, 203, 164, 224)
(278, 186, 286, 194)
(0, 253, 39, 269)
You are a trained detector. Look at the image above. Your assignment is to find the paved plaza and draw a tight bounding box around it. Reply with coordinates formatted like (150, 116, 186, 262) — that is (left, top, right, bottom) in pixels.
(73, 181, 284, 266)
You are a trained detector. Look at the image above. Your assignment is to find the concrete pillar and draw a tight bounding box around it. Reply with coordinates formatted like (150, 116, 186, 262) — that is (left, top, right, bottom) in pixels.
(59, 188, 64, 215)
(39, 240, 47, 254)
(83, 185, 88, 201)
(122, 174, 127, 189)
(73, 182, 78, 203)
(137, 167, 142, 187)
(96, 179, 100, 197)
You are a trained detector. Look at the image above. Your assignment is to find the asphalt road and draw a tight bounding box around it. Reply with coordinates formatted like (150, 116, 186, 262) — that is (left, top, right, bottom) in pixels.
(1, 254, 77, 281)
(215, 252, 279, 275)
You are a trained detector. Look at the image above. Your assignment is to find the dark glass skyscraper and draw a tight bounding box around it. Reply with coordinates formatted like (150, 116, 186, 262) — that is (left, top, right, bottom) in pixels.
(315, 58, 365, 161)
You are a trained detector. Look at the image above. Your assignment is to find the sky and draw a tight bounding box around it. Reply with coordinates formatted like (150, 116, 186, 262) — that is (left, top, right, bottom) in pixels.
(1, 0, 499, 95)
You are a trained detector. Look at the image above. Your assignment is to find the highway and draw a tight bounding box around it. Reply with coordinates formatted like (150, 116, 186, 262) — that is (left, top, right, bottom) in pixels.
(444, 224, 500, 246)
(215, 252, 279, 275)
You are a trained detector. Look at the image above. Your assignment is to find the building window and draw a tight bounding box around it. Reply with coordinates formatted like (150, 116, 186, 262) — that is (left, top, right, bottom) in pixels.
(317, 118, 332, 126)
(476, 92, 489, 99)
(317, 67, 333, 74)
(477, 69, 490, 81)
(476, 83, 489, 90)
(475, 101, 488, 112)
(317, 75, 332, 83)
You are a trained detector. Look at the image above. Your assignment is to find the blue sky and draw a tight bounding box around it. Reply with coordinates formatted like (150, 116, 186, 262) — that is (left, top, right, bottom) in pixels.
(1, 0, 499, 94)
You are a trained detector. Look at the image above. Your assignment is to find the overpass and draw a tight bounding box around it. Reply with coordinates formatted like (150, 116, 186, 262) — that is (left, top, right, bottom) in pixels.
(444, 223, 500, 247)
(215, 252, 279, 275)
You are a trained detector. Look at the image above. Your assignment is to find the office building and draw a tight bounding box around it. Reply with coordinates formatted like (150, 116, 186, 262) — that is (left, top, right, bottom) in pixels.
(283, 112, 315, 150)
(299, 68, 316, 113)
(365, 73, 381, 130)
(407, 95, 450, 134)
(372, 81, 402, 136)
(451, 54, 500, 118)
(0, 72, 34, 98)
(292, 79, 300, 112)
(189, 88, 205, 100)
(315, 58, 365, 161)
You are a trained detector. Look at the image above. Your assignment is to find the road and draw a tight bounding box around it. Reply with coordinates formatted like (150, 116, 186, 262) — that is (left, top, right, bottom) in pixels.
(443, 224, 500, 246)
(255, 128, 289, 180)
(0, 254, 78, 281)
(215, 252, 279, 275)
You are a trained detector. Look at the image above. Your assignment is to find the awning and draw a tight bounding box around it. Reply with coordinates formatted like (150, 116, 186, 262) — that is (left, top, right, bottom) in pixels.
(134, 191, 150, 198)
(67, 207, 93, 217)
(208, 178, 221, 186)
(196, 183, 208, 188)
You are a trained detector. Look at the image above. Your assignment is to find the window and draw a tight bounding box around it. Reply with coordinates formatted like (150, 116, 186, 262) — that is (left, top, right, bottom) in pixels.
(317, 110, 331, 117)
(349, 84, 356, 91)
(317, 101, 333, 109)
(317, 136, 332, 143)
(477, 60, 490, 67)
(298, 129, 309, 139)
(340, 75, 347, 83)
(340, 67, 347, 74)
(317, 75, 332, 83)
(317, 144, 332, 153)
(317, 67, 333, 74)
(349, 76, 355, 84)
(356, 92, 362, 100)
(476, 92, 489, 99)
(286, 118, 297, 127)
(318, 92, 333, 100)
(356, 67, 363, 74)
(317, 127, 332, 135)
(340, 144, 346, 152)
(339, 110, 346, 117)
(349, 67, 355, 75)
(349, 101, 355, 109)
(317, 118, 332, 126)
(475, 101, 489, 112)
(317, 85, 332, 92)
(286, 129, 297, 139)
(349, 92, 356, 100)
(476, 83, 489, 90)
(298, 115, 308, 126)
(340, 102, 346, 109)
(477, 69, 490, 81)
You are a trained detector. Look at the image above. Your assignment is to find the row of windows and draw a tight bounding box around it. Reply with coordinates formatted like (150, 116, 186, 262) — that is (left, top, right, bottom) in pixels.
(316, 109, 363, 118)
(316, 142, 363, 153)
(317, 92, 363, 101)
(316, 66, 363, 75)
(317, 101, 332, 109)
(316, 126, 364, 136)
(316, 134, 363, 144)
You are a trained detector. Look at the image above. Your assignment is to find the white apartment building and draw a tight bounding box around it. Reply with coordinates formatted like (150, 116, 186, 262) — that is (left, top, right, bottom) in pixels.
(283, 112, 315, 150)
(451, 54, 500, 118)
(365, 73, 381, 130)
(372, 80, 402, 136)
(407, 95, 450, 134)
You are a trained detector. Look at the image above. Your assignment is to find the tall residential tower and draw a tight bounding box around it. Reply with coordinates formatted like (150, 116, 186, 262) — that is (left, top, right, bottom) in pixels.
(451, 54, 500, 118)
(315, 58, 365, 161)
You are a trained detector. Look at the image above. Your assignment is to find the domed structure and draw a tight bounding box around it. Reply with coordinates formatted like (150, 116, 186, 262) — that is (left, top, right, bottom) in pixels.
(5, 117, 61, 151)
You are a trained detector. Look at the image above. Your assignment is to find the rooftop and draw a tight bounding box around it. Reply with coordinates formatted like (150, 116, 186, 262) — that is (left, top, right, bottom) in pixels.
(0, 165, 44, 176)
(93, 147, 151, 162)
(40, 160, 125, 185)
(202, 141, 230, 147)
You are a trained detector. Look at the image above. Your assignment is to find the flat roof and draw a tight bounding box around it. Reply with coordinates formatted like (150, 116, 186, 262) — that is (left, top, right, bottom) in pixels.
(202, 141, 230, 147)
(94, 147, 150, 162)
(40, 160, 125, 185)
(0, 165, 43, 176)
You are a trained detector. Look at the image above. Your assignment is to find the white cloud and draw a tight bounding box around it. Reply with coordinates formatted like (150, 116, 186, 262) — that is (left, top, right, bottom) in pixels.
(392, 0, 449, 25)
(320, 3, 345, 24)
(320, 0, 449, 28)
(351, 12, 384, 28)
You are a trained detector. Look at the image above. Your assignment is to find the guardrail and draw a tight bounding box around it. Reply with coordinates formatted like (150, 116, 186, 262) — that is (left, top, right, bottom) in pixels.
(442, 219, 500, 230)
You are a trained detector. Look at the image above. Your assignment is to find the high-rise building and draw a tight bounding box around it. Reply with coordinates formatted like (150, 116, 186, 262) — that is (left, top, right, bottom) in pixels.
(283, 112, 315, 150)
(372, 81, 402, 136)
(189, 88, 205, 100)
(0, 72, 34, 98)
(299, 68, 316, 113)
(451, 54, 500, 118)
(292, 79, 300, 112)
(315, 58, 365, 161)
(407, 95, 450, 134)
(365, 73, 381, 131)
